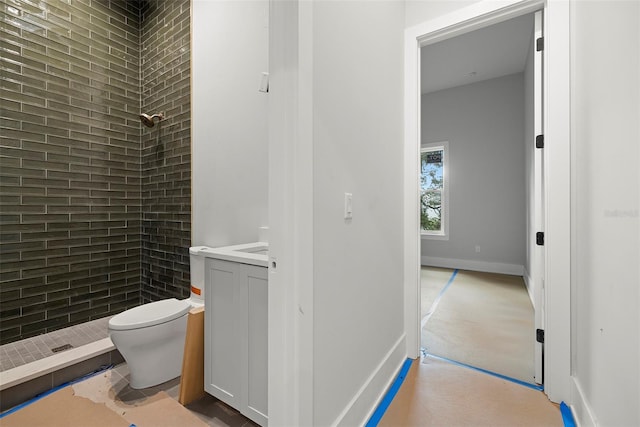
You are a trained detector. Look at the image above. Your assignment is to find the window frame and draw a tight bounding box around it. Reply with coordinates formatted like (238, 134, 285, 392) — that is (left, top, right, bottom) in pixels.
(420, 141, 449, 240)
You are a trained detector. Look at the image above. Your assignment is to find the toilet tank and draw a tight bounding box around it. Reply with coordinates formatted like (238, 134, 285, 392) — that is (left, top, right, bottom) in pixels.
(189, 246, 209, 303)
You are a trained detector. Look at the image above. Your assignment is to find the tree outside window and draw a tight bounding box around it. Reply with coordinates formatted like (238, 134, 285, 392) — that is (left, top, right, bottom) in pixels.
(421, 142, 448, 238)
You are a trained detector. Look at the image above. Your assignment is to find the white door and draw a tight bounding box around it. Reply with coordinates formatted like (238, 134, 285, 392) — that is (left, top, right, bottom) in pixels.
(532, 10, 545, 385)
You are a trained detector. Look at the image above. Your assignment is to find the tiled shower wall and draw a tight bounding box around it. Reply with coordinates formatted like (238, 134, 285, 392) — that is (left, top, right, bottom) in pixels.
(0, 0, 192, 345)
(139, 0, 191, 302)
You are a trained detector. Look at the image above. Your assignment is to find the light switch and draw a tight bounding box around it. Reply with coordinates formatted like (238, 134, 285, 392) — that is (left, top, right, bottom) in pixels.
(344, 193, 353, 220)
(259, 72, 269, 93)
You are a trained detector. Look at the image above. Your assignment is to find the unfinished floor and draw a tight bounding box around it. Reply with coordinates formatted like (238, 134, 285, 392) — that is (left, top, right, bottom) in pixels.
(378, 355, 562, 426)
(2, 356, 563, 427)
(1, 363, 257, 427)
(421, 267, 536, 384)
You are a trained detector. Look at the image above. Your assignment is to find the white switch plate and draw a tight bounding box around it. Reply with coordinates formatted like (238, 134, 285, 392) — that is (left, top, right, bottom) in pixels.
(344, 193, 353, 219)
(259, 72, 269, 93)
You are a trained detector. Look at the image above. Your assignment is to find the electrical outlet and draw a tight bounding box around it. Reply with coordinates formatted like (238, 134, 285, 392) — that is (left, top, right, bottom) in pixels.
(475, 245, 481, 253)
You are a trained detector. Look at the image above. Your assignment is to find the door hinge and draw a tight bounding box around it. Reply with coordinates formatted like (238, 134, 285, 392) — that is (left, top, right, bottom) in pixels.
(536, 329, 545, 344)
(536, 232, 545, 246)
(536, 134, 544, 149)
(536, 37, 544, 52)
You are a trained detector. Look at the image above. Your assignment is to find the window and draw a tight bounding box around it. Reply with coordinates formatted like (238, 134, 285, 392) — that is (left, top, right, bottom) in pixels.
(420, 141, 449, 239)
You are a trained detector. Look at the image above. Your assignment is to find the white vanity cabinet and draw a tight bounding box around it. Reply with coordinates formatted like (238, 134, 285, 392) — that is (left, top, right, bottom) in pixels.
(204, 258, 268, 426)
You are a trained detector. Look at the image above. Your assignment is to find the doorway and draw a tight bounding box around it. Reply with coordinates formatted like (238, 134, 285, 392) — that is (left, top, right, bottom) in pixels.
(417, 12, 541, 385)
(403, 0, 571, 402)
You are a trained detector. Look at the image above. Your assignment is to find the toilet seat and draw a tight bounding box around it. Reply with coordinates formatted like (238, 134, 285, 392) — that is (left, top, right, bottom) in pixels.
(109, 298, 191, 331)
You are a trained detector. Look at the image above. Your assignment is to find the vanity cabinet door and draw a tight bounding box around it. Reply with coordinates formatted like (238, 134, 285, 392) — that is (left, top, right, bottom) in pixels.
(242, 265, 268, 426)
(205, 259, 268, 426)
(204, 259, 242, 408)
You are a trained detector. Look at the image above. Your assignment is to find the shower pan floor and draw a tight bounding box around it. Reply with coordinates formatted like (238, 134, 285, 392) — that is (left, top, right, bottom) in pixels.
(0, 317, 122, 411)
(0, 317, 112, 373)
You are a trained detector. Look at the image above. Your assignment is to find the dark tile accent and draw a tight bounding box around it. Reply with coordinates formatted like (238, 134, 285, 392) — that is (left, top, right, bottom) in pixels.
(0, 0, 140, 343)
(110, 349, 125, 366)
(0, 0, 191, 343)
(0, 374, 52, 412)
(52, 352, 112, 387)
(140, 0, 192, 303)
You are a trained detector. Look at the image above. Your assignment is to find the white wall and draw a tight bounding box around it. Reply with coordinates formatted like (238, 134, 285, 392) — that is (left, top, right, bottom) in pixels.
(268, 1, 406, 425)
(571, 1, 640, 425)
(192, 0, 269, 247)
(405, 0, 482, 28)
(311, 2, 406, 425)
(420, 74, 526, 273)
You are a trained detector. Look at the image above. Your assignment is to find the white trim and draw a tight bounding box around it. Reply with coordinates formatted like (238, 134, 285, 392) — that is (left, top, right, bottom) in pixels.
(403, 14, 421, 359)
(404, 0, 571, 404)
(531, 8, 545, 388)
(332, 335, 406, 427)
(571, 377, 599, 427)
(421, 256, 524, 276)
(267, 1, 314, 425)
(404, 0, 544, 363)
(420, 233, 448, 241)
(542, 0, 572, 403)
(406, 0, 544, 48)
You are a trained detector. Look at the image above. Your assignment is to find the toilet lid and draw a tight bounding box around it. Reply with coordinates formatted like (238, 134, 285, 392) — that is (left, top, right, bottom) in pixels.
(108, 298, 191, 331)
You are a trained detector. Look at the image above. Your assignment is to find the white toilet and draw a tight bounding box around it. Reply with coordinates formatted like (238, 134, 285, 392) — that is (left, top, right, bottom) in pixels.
(108, 246, 209, 389)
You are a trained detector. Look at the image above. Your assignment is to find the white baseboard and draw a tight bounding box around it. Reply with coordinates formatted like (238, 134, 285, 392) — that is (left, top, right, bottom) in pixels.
(571, 377, 598, 426)
(333, 334, 407, 427)
(421, 256, 524, 276)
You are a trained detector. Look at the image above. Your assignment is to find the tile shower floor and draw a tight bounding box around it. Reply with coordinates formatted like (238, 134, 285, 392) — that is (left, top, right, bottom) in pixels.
(0, 317, 112, 372)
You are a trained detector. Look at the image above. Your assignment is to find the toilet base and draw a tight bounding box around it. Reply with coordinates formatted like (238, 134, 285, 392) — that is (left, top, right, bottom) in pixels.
(110, 314, 188, 389)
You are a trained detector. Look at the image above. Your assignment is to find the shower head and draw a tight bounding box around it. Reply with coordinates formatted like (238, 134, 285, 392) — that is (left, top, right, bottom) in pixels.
(139, 113, 164, 128)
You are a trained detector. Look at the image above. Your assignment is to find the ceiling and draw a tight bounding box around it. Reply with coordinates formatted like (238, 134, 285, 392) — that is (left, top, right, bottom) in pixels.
(421, 13, 535, 94)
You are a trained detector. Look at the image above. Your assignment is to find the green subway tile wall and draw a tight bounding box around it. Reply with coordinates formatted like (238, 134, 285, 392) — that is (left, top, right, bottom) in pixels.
(139, 0, 191, 302)
(0, 0, 192, 344)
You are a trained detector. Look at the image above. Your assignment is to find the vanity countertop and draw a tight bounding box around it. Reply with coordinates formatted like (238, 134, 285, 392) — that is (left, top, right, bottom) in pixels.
(198, 242, 268, 267)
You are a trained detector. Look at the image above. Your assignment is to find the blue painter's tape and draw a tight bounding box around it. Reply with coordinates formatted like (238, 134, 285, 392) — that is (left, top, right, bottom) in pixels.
(442, 268, 458, 292)
(560, 402, 576, 427)
(425, 353, 544, 391)
(421, 269, 459, 328)
(0, 364, 113, 419)
(365, 358, 414, 427)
